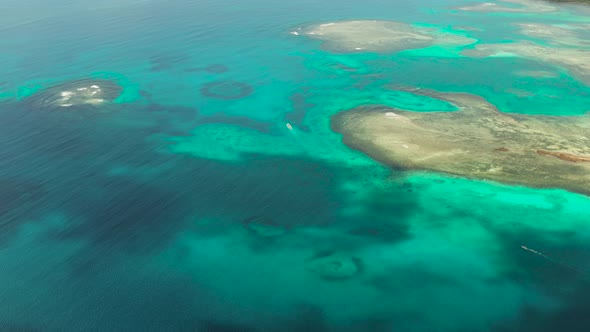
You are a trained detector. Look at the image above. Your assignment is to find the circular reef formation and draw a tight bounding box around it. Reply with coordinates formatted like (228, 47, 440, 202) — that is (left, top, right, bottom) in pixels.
(25, 78, 123, 111)
(306, 253, 361, 280)
(200, 80, 253, 100)
(204, 64, 229, 74)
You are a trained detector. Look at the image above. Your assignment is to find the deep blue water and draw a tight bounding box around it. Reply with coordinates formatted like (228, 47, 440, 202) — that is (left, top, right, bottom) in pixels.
(1, 0, 590, 331)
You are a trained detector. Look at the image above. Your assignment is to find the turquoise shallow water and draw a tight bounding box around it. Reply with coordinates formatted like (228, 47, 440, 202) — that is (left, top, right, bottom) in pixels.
(1, 0, 590, 331)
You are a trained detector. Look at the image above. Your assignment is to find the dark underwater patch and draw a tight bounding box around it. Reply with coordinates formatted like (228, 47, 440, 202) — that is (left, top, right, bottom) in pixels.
(1, 91, 351, 253)
(204, 64, 229, 74)
(56, 176, 197, 251)
(492, 283, 590, 332)
(281, 304, 330, 332)
(368, 263, 459, 295)
(186, 64, 229, 74)
(195, 113, 273, 133)
(345, 183, 417, 244)
(0, 322, 39, 332)
(486, 224, 589, 291)
(200, 81, 254, 100)
(150, 53, 191, 72)
(0, 178, 45, 244)
(186, 154, 343, 228)
(46, 152, 346, 255)
(199, 321, 257, 332)
(284, 88, 315, 132)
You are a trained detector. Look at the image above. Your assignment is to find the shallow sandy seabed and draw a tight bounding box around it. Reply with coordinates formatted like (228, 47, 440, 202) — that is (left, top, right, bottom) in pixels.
(452, 25, 483, 32)
(547, 0, 590, 3)
(295, 20, 476, 53)
(462, 41, 590, 85)
(332, 87, 590, 196)
(458, 0, 557, 12)
(512, 69, 559, 78)
(167, 123, 322, 162)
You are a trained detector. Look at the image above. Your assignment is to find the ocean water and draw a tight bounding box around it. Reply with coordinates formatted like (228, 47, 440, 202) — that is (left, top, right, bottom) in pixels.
(1, 0, 590, 331)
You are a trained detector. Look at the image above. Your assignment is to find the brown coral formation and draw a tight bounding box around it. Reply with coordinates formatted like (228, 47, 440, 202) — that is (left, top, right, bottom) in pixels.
(332, 87, 590, 195)
(537, 150, 590, 162)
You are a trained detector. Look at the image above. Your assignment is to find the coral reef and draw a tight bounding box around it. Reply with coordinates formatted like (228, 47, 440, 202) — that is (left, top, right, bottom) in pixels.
(293, 20, 475, 53)
(458, 0, 557, 13)
(516, 23, 590, 48)
(25, 78, 122, 111)
(332, 87, 590, 195)
(462, 41, 590, 85)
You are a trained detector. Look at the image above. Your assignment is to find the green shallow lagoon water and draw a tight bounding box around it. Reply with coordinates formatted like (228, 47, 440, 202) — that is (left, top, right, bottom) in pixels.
(1, 0, 590, 331)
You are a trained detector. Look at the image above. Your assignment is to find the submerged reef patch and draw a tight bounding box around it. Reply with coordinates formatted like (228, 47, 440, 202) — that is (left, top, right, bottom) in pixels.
(461, 21, 590, 85)
(462, 41, 590, 85)
(293, 20, 475, 53)
(203, 64, 229, 74)
(243, 217, 287, 237)
(284, 88, 316, 131)
(0, 178, 45, 244)
(306, 253, 362, 280)
(516, 23, 590, 48)
(512, 69, 559, 79)
(186, 64, 229, 74)
(194, 113, 273, 133)
(23, 78, 123, 111)
(332, 87, 590, 196)
(200, 80, 254, 100)
(149, 53, 190, 72)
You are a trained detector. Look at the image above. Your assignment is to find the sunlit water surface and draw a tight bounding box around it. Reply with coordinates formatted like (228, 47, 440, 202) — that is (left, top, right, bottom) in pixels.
(1, 0, 590, 331)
